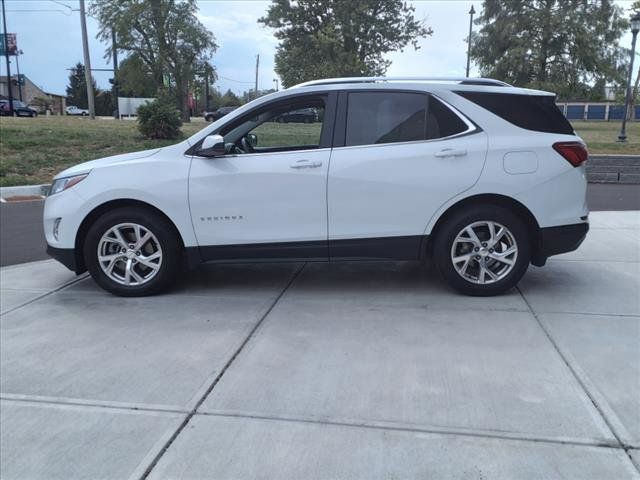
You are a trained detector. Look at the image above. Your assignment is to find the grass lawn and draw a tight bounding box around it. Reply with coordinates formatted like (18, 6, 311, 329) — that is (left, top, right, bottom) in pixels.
(571, 121, 640, 155)
(0, 116, 637, 187)
(0, 116, 204, 187)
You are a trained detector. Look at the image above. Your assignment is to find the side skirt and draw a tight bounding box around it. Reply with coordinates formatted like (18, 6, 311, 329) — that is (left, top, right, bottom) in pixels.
(189, 235, 429, 265)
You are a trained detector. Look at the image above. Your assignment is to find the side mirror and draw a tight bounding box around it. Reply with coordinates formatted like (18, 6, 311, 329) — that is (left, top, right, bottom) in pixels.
(199, 134, 226, 157)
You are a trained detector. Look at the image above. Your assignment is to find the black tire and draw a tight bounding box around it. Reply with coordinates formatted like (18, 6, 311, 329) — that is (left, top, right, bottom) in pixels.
(433, 204, 531, 296)
(83, 207, 182, 296)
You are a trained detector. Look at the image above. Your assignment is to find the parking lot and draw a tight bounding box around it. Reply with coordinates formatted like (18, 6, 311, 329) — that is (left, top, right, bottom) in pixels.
(1, 210, 639, 479)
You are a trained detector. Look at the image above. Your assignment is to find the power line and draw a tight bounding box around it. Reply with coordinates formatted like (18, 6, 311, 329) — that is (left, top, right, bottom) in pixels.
(49, 0, 74, 10)
(218, 75, 254, 84)
(6, 9, 71, 14)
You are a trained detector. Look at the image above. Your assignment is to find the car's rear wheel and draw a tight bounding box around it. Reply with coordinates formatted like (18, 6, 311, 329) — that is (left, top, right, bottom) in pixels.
(433, 205, 531, 296)
(84, 207, 181, 296)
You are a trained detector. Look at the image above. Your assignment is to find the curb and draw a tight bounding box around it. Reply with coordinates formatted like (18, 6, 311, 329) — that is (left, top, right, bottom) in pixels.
(0, 184, 50, 202)
(587, 154, 640, 184)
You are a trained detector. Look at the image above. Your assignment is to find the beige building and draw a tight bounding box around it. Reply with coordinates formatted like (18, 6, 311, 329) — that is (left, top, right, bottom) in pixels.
(0, 75, 66, 114)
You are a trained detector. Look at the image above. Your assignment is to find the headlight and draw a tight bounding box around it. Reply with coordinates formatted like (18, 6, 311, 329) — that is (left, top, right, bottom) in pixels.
(49, 173, 89, 196)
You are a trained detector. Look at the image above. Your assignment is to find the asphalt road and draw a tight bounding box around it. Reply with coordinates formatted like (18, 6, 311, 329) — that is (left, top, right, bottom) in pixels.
(1, 183, 638, 267)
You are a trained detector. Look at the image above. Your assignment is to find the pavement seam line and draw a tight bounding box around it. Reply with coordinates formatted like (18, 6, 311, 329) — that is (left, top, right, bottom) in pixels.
(0, 274, 88, 316)
(139, 262, 307, 480)
(197, 410, 621, 450)
(516, 286, 640, 474)
(0, 394, 188, 415)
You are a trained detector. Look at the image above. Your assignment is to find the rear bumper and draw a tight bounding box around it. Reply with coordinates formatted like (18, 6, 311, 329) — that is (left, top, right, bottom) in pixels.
(532, 222, 589, 266)
(46, 245, 81, 273)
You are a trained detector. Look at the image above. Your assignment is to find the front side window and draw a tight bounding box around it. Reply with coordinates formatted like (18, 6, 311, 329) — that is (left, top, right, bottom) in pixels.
(344, 92, 470, 147)
(218, 96, 326, 154)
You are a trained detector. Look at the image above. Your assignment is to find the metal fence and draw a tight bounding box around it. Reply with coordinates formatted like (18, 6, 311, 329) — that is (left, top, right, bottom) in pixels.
(556, 103, 639, 121)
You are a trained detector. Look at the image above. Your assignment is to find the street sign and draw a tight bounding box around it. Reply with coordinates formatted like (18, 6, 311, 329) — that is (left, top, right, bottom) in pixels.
(0, 33, 17, 56)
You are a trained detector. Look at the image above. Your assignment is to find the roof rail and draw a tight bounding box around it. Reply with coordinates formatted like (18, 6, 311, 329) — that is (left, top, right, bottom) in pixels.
(292, 76, 511, 88)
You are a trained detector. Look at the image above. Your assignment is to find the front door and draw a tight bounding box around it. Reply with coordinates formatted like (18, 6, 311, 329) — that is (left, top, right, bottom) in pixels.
(189, 93, 335, 261)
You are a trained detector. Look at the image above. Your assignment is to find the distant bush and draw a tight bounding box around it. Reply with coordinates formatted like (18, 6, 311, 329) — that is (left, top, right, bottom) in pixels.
(137, 99, 182, 139)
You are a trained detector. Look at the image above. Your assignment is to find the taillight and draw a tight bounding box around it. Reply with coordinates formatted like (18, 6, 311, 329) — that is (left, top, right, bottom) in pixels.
(552, 142, 588, 167)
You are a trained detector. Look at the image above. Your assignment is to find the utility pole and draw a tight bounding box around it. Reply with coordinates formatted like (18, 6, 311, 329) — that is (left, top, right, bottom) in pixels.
(466, 5, 475, 78)
(15, 49, 22, 101)
(79, 0, 95, 119)
(111, 28, 118, 118)
(273, 78, 279, 91)
(254, 54, 259, 99)
(1, 0, 14, 115)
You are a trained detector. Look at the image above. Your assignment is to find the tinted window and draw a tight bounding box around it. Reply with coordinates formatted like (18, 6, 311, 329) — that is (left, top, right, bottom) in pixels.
(455, 91, 574, 135)
(346, 92, 427, 146)
(427, 97, 469, 139)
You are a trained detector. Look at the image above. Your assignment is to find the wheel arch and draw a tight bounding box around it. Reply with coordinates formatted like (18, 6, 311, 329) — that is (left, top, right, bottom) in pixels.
(74, 199, 187, 273)
(427, 193, 543, 264)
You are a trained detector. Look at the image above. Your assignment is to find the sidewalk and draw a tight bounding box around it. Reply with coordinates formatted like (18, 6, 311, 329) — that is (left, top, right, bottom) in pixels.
(1, 211, 639, 479)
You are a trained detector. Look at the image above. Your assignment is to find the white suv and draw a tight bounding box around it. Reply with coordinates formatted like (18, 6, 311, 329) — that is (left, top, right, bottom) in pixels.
(44, 77, 589, 296)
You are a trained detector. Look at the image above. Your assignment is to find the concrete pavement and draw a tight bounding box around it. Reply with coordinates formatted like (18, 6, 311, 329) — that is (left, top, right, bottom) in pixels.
(1, 183, 638, 267)
(0, 211, 639, 479)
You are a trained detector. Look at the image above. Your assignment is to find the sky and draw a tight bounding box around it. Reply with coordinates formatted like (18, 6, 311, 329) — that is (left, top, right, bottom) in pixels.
(0, 0, 636, 96)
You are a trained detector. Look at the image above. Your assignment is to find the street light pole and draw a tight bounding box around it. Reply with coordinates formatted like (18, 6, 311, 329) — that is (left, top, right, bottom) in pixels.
(619, 13, 640, 143)
(466, 5, 476, 78)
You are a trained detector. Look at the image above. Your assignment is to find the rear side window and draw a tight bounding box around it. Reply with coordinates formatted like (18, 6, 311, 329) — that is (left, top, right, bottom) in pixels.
(427, 97, 469, 140)
(346, 92, 427, 146)
(456, 91, 574, 135)
(345, 92, 470, 146)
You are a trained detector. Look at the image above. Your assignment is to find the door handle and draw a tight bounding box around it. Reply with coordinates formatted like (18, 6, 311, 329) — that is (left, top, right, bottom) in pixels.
(290, 160, 323, 169)
(434, 148, 467, 158)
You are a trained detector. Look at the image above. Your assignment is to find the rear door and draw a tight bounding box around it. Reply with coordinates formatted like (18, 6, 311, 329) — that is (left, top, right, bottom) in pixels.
(327, 90, 488, 259)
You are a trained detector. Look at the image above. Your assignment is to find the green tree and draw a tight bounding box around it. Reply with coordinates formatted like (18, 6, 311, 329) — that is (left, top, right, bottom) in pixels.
(241, 88, 276, 104)
(470, 0, 628, 100)
(95, 90, 114, 116)
(220, 89, 241, 107)
(66, 62, 97, 109)
(116, 54, 158, 98)
(259, 0, 433, 88)
(91, 0, 218, 121)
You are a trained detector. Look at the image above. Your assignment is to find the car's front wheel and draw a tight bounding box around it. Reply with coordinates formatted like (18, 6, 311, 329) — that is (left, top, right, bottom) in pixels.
(84, 207, 182, 296)
(433, 205, 531, 296)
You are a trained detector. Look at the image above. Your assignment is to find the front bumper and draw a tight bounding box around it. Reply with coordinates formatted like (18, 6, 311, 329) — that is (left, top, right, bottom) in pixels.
(532, 222, 589, 266)
(46, 245, 81, 273)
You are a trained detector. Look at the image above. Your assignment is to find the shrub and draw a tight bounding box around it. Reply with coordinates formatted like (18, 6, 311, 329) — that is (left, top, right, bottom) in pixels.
(137, 99, 182, 139)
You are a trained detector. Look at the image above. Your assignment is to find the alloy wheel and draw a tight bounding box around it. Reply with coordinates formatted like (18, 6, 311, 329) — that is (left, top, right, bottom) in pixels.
(450, 220, 518, 284)
(97, 223, 163, 286)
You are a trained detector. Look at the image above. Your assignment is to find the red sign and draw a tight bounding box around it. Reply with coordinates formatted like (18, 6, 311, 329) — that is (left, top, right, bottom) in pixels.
(0, 33, 17, 56)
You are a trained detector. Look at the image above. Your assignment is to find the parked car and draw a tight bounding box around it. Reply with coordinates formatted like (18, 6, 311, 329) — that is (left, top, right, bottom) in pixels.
(0, 100, 38, 117)
(275, 107, 318, 123)
(44, 77, 589, 297)
(65, 105, 89, 116)
(204, 106, 238, 122)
